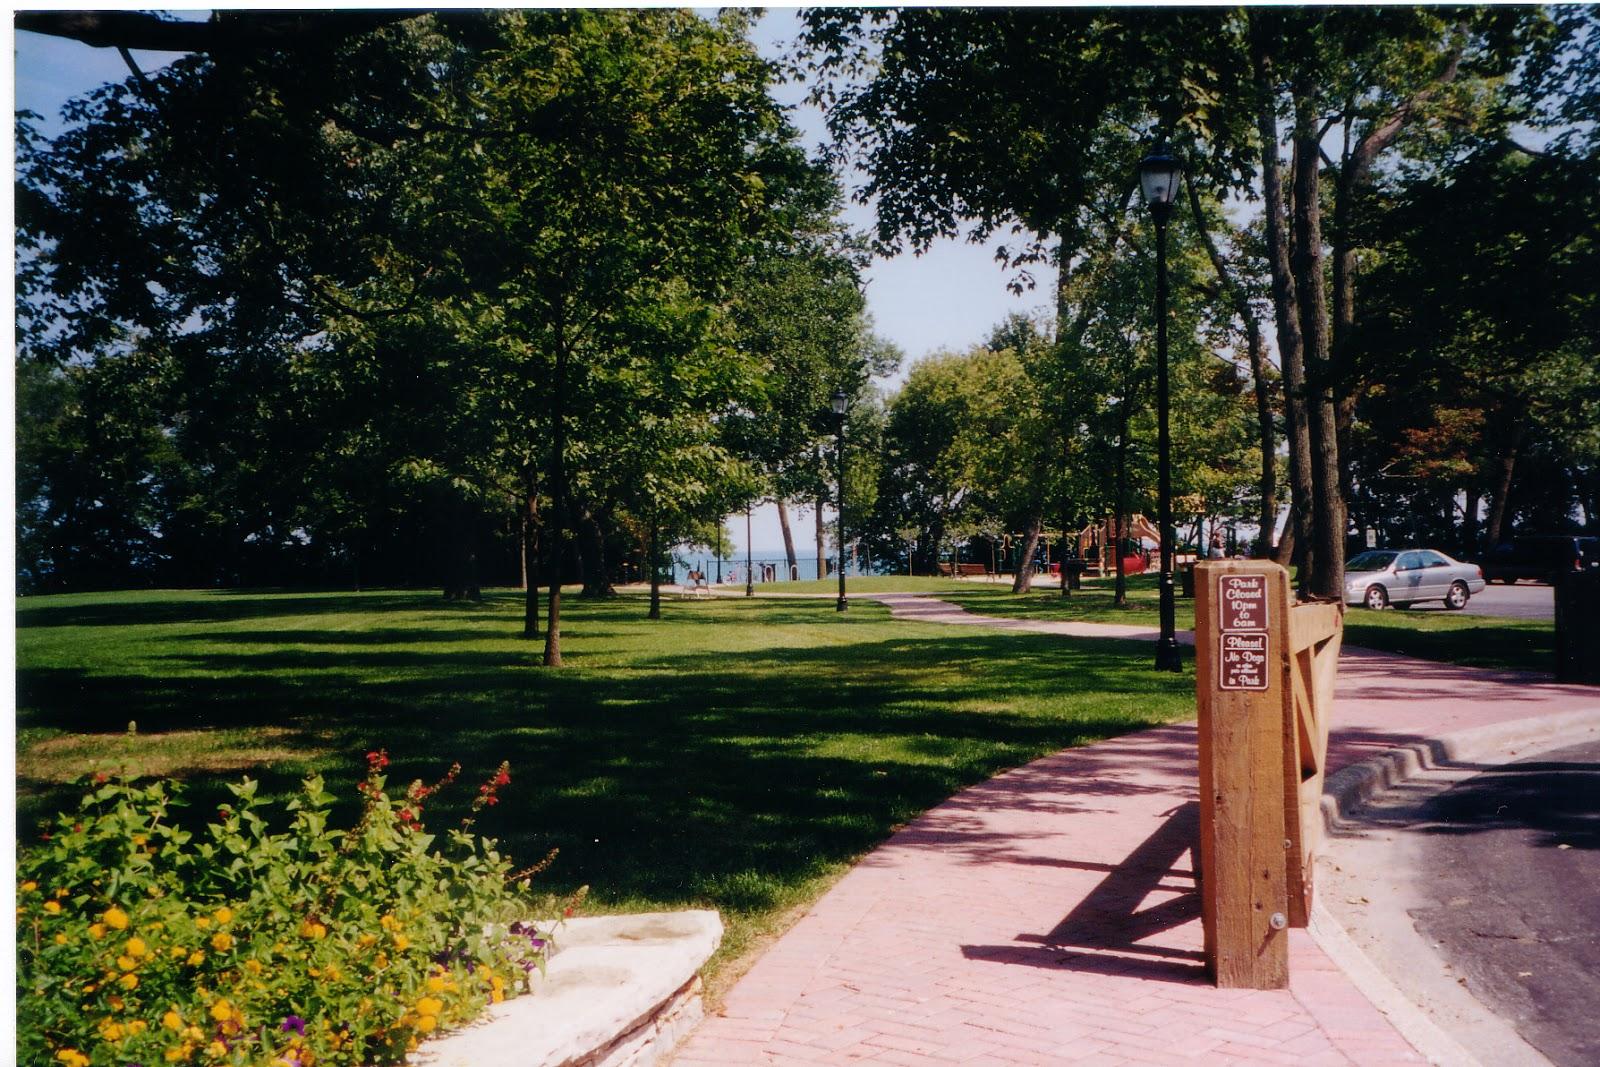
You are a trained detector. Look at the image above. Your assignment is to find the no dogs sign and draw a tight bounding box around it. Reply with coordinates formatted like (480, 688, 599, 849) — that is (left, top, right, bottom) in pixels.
(1218, 575, 1270, 691)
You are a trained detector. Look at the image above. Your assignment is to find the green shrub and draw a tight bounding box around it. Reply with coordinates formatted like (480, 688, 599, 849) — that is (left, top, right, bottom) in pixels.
(17, 752, 564, 1066)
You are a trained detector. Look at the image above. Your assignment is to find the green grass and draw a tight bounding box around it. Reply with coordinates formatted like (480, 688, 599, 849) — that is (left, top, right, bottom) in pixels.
(1339, 609, 1555, 673)
(16, 586, 1195, 997)
(937, 573, 1556, 675)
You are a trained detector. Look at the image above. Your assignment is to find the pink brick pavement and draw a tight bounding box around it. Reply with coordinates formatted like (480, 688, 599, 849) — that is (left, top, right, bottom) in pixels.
(672, 595, 1600, 1066)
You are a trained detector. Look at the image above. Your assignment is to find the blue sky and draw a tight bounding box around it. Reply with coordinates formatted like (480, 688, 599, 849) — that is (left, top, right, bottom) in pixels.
(12, 10, 1055, 556)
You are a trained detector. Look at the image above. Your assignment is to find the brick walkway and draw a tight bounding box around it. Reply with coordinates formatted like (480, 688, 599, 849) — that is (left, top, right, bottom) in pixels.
(673, 595, 1600, 1066)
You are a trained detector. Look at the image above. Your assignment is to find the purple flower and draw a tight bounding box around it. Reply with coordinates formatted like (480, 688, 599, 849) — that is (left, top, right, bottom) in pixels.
(280, 1015, 307, 1036)
(528, 937, 546, 950)
(508, 921, 527, 935)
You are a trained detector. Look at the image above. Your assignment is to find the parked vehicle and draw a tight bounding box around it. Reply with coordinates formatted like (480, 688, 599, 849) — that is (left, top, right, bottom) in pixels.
(1480, 536, 1600, 584)
(1343, 548, 1486, 610)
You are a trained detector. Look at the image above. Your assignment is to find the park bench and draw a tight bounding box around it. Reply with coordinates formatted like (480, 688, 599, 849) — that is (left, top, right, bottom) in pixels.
(938, 562, 990, 579)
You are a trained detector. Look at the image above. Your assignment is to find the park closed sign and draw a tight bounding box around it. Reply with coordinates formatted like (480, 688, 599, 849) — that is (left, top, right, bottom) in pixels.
(1218, 575, 1269, 691)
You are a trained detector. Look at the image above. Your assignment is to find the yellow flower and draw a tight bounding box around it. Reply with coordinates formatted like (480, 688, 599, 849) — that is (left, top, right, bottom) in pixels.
(103, 907, 130, 930)
(128, 1020, 148, 1035)
(187, 951, 205, 966)
(100, 1021, 125, 1041)
(170, 946, 187, 958)
(415, 997, 444, 1017)
(54, 933, 69, 945)
(194, 916, 211, 930)
(426, 975, 446, 993)
(163, 1049, 183, 1062)
(117, 955, 138, 972)
(299, 919, 326, 940)
(415, 1015, 438, 1034)
(207, 1041, 227, 1058)
(392, 934, 410, 950)
(132, 835, 148, 846)
(356, 933, 377, 949)
(210, 932, 233, 952)
(43, 901, 62, 914)
(20, 881, 37, 893)
(108, 995, 125, 1011)
(379, 913, 398, 931)
(126, 936, 148, 957)
(323, 963, 341, 981)
(119, 973, 138, 990)
(54, 1049, 90, 1067)
(209, 1000, 234, 1023)
(244, 959, 262, 975)
(212, 906, 233, 925)
(163, 1011, 184, 1031)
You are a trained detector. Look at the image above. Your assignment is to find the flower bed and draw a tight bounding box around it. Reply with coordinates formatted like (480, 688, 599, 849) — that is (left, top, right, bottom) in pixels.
(16, 754, 571, 1067)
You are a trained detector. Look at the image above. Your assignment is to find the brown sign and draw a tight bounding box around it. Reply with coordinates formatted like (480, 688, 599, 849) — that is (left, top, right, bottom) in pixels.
(1219, 632, 1269, 690)
(1217, 574, 1270, 691)
(1219, 574, 1269, 633)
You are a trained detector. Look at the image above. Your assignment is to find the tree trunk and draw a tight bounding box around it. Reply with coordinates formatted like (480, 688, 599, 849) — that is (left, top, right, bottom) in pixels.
(440, 489, 481, 602)
(1272, 516, 1296, 568)
(815, 484, 826, 581)
(1462, 487, 1481, 557)
(1485, 427, 1523, 547)
(647, 516, 662, 620)
(523, 488, 540, 638)
(1252, 29, 1315, 595)
(1186, 179, 1278, 558)
(776, 498, 798, 580)
(1114, 408, 1130, 607)
(1292, 90, 1346, 600)
(543, 341, 568, 668)
(1012, 512, 1043, 593)
(577, 508, 614, 598)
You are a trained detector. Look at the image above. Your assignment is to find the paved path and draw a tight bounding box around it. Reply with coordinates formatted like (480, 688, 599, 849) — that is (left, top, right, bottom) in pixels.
(674, 595, 1600, 1066)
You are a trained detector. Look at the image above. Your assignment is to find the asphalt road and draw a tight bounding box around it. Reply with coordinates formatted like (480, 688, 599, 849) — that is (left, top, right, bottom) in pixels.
(1408, 738, 1600, 1066)
(1392, 581, 1555, 620)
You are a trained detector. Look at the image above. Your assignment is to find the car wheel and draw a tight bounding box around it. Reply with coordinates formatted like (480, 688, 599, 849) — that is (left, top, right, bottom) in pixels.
(1363, 585, 1389, 610)
(1445, 581, 1469, 610)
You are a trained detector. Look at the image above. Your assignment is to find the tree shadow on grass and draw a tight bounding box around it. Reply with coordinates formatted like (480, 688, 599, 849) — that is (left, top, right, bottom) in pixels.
(17, 595, 1193, 920)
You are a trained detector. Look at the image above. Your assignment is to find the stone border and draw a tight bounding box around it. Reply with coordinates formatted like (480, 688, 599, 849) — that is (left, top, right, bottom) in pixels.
(412, 910, 721, 1067)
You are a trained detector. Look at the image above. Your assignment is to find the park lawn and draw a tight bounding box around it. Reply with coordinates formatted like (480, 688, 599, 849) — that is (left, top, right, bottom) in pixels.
(939, 574, 1556, 675)
(15, 586, 1195, 999)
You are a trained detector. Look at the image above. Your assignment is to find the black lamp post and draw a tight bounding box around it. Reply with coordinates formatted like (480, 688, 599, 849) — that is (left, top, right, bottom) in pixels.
(745, 503, 754, 598)
(1140, 144, 1184, 672)
(831, 389, 849, 612)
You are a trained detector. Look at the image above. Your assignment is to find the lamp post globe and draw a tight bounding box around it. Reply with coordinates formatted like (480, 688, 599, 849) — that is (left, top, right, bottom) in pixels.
(831, 390, 849, 612)
(1140, 144, 1184, 672)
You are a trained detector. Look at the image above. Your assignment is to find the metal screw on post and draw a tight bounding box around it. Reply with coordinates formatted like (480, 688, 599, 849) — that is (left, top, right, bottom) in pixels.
(832, 389, 849, 613)
(1140, 143, 1184, 672)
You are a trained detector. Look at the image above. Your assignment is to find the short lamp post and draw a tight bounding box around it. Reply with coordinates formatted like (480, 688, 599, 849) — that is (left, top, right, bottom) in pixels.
(832, 389, 849, 613)
(1140, 144, 1184, 673)
(745, 503, 754, 598)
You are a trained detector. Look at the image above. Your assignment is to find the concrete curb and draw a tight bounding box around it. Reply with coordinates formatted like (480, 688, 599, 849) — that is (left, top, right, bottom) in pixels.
(1311, 708, 1600, 1066)
(1319, 707, 1600, 832)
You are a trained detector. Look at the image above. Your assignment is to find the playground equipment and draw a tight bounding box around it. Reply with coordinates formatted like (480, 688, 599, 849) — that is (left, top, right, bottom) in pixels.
(1076, 514, 1163, 576)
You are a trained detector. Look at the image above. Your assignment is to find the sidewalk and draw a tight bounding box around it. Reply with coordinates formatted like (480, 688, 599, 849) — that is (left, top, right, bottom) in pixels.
(672, 595, 1600, 1066)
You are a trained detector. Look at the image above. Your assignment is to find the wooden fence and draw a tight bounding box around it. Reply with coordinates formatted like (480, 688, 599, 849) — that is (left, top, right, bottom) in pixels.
(1193, 560, 1343, 989)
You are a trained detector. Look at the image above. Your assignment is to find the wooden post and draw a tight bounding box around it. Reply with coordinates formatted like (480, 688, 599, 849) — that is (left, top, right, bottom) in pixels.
(1194, 560, 1291, 988)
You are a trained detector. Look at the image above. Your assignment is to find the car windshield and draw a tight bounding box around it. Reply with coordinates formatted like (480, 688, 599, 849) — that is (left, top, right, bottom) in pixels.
(1347, 551, 1397, 572)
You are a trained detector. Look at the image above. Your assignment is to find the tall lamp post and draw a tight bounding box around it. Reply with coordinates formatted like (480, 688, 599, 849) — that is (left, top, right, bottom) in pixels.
(832, 389, 849, 612)
(745, 503, 754, 598)
(1140, 144, 1184, 672)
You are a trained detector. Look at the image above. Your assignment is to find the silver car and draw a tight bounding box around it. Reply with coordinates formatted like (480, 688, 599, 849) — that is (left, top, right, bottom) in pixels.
(1343, 548, 1487, 610)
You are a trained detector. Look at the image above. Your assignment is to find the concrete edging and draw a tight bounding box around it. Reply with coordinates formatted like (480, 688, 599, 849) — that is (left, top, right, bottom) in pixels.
(413, 910, 722, 1067)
